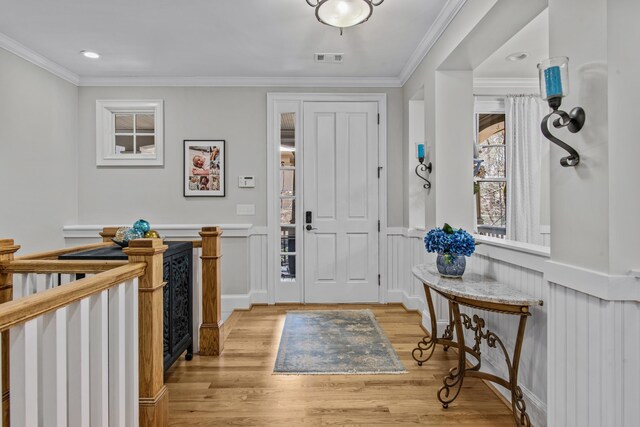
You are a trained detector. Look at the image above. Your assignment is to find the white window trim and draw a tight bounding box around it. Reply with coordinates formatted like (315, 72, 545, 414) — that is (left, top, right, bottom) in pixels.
(474, 96, 507, 234)
(96, 99, 164, 166)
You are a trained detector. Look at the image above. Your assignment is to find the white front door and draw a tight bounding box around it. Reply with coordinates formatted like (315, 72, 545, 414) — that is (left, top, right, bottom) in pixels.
(303, 102, 380, 303)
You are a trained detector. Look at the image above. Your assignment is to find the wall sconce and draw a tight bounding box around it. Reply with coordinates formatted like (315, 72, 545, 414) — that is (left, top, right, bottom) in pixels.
(415, 143, 432, 189)
(537, 56, 586, 167)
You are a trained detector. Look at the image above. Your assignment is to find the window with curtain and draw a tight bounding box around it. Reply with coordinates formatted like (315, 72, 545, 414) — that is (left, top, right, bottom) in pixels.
(475, 113, 507, 238)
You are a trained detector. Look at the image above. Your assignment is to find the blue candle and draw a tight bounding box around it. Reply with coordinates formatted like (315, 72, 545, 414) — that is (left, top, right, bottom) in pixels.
(417, 143, 425, 159)
(544, 66, 563, 98)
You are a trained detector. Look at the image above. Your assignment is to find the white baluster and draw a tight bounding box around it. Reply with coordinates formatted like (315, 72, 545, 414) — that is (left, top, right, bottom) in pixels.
(67, 299, 90, 427)
(125, 278, 139, 427)
(44, 274, 55, 290)
(108, 283, 126, 427)
(14, 273, 29, 299)
(41, 308, 68, 426)
(10, 318, 39, 427)
(89, 291, 109, 426)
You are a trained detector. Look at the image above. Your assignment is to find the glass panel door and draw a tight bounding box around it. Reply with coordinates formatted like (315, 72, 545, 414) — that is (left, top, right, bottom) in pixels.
(280, 112, 297, 282)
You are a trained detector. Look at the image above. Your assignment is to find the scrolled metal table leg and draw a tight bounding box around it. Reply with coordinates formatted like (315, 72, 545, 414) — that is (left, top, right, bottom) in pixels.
(442, 305, 454, 351)
(412, 285, 438, 366)
(509, 314, 532, 426)
(438, 301, 465, 408)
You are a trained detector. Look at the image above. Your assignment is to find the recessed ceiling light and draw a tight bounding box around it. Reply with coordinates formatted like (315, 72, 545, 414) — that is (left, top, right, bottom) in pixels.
(80, 50, 100, 59)
(506, 52, 528, 61)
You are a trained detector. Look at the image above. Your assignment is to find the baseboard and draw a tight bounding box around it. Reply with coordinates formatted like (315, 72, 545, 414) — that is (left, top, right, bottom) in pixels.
(221, 290, 269, 319)
(386, 289, 405, 303)
(389, 289, 449, 335)
(221, 294, 251, 320)
(250, 290, 268, 304)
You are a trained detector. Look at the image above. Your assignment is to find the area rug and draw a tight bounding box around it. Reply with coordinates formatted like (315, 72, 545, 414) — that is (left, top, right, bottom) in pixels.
(273, 310, 406, 375)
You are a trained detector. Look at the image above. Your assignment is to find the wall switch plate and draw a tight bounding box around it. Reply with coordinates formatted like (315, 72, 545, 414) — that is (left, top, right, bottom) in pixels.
(236, 204, 255, 216)
(238, 176, 255, 188)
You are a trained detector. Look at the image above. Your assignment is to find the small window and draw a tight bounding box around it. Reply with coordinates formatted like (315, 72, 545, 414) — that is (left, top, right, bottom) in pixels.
(96, 100, 164, 166)
(475, 113, 507, 238)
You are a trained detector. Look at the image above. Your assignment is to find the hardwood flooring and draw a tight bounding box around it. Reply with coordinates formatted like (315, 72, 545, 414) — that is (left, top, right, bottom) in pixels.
(166, 304, 513, 426)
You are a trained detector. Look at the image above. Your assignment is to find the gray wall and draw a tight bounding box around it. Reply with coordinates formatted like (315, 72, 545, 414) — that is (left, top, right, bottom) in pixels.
(0, 48, 78, 253)
(77, 86, 404, 227)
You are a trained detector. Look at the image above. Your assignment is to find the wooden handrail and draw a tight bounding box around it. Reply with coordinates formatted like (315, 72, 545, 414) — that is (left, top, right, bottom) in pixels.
(15, 242, 116, 261)
(0, 263, 145, 333)
(1, 260, 128, 274)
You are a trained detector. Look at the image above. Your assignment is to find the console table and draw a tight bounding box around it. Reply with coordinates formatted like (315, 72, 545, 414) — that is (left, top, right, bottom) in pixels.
(411, 264, 543, 427)
(60, 241, 194, 373)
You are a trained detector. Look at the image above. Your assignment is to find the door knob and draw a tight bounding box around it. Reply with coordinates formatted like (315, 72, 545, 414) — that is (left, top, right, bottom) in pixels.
(305, 225, 317, 231)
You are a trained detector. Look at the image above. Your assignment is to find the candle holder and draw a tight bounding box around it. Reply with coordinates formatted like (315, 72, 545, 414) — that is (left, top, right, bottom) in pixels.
(538, 57, 585, 167)
(416, 157, 432, 189)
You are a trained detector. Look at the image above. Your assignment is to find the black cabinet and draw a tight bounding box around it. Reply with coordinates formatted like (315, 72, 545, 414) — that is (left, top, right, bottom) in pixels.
(162, 243, 193, 371)
(59, 241, 194, 373)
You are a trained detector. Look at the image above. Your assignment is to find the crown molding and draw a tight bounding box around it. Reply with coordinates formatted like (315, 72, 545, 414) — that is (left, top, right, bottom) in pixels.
(398, 0, 468, 85)
(0, 32, 80, 85)
(78, 75, 402, 87)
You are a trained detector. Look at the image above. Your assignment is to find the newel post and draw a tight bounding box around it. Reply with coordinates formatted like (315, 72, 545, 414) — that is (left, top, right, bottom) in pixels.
(124, 239, 168, 426)
(99, 227, 119, 243)
(199, 226, 224, 356)
(0, 239, 19, 425)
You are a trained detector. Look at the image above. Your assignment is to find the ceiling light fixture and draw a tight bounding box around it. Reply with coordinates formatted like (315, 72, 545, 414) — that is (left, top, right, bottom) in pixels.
(80, 50, 100, 59)
(506, 52, 528, 61)
(306, 0, 384, 35)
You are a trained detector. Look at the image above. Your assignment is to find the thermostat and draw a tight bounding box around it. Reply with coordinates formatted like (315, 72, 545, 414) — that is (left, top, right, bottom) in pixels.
(238, 176, 255, 188)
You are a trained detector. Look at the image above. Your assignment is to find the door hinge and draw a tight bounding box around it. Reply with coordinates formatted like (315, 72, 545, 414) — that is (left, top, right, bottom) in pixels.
(377, 166, 383, 178)
(378, 220, 381, 232)
(378, 274, 381, 287)
(377, 113, 380, 125)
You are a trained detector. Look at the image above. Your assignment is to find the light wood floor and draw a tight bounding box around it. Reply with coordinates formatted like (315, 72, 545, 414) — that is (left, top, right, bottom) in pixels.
(166, 304, 514, 426)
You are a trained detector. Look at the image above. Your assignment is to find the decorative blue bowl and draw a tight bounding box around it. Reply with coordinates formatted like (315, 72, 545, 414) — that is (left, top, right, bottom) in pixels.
(436, 253, 466, 278)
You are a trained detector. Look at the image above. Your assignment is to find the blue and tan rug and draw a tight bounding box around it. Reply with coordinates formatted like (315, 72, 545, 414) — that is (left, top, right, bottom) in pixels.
(273, 310, 406, 375)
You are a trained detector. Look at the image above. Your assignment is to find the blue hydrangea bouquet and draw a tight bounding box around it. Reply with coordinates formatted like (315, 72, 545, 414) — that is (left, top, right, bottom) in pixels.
(424, 223, 475, 277)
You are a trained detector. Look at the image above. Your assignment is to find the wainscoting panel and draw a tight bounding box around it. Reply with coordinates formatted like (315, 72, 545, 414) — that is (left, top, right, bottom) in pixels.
(547, 283, 640, 427)
(248, 231, 268, 305)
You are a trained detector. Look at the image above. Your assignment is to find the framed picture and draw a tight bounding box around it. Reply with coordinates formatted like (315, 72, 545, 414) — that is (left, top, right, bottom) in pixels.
(184, 140, 225, 197)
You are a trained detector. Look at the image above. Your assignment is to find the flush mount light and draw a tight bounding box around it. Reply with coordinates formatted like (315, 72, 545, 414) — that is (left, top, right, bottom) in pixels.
(506, 52, 529, 61)
(80, 50, 100, 59)
(306, 0, 384, 35)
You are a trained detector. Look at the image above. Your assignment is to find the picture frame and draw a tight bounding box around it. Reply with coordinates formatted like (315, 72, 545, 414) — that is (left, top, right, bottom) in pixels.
(183, 140, 226, 197)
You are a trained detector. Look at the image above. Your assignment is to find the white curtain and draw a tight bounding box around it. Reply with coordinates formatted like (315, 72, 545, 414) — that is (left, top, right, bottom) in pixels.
(505, 95, 545, 245)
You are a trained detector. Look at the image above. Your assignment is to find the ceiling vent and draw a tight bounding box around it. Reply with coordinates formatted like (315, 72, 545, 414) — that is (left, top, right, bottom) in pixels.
(315, 53, 344, 63)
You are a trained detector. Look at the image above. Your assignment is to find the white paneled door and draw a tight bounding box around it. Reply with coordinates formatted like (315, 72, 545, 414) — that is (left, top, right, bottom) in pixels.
(303, 102, 380, 303)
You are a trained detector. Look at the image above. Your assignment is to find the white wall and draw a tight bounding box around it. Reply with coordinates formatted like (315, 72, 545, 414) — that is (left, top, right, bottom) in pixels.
(408, 98, 425, 229)
(434, 70, 475, 230)
(607, 0, 640, 274)
(548, 0, 609, 272)
(76, 86, 404, 228)
(0, 48, 78, 253)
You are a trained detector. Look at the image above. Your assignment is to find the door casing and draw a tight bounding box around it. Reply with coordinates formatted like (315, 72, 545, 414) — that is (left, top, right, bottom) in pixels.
(266, 93, 388, 304)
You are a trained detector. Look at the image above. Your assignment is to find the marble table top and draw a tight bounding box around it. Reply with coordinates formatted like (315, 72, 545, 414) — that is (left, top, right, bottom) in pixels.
(412, 264, 543, 307)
